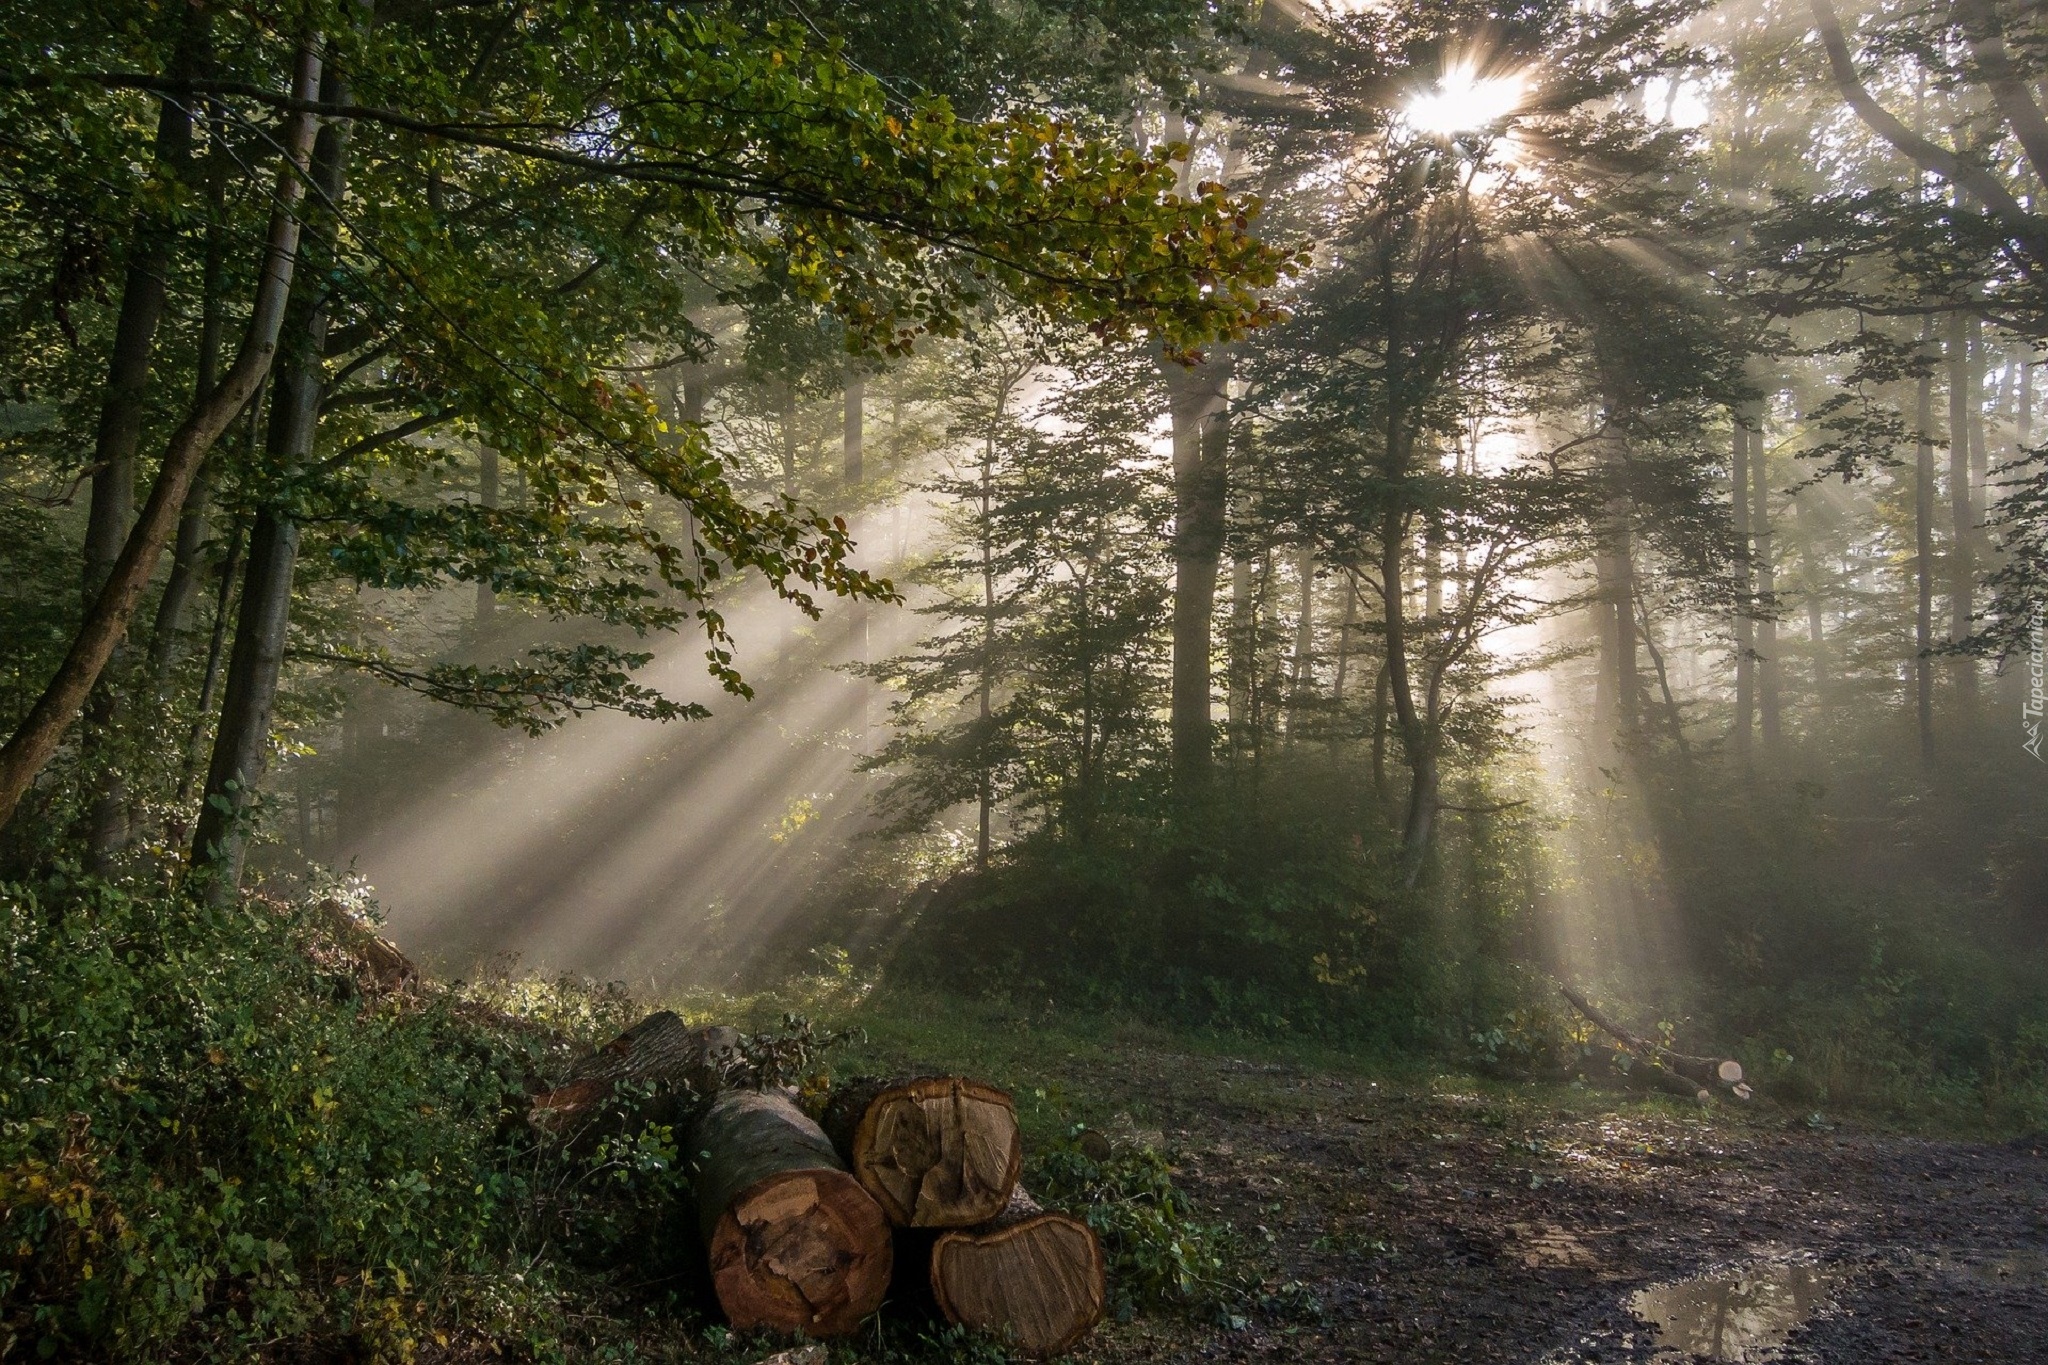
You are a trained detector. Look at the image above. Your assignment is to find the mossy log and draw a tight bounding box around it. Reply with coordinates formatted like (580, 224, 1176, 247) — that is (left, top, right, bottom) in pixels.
(820, 1076, 1022, 1227)
(693, 1089, 893, 1337)
(929, 1186, 1105, 1358)
(529, 1012, 741, 1136)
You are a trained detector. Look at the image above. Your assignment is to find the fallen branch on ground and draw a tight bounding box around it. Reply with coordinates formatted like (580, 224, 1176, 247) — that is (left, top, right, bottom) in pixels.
(1559, 981, 1752, 1101)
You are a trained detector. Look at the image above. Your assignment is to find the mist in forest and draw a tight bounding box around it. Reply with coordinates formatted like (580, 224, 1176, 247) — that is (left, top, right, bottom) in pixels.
(4, 0, 2046, 1107)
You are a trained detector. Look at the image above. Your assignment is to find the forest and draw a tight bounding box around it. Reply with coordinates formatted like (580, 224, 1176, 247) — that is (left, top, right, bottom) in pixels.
(1, 0, 2045, 1360)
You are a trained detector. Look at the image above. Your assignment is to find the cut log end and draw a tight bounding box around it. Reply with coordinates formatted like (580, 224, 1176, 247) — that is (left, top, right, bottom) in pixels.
(931, 1188, 1105, 1359)
(709, 1167, 893, 1338)
(828, 1077, 1023, 1227)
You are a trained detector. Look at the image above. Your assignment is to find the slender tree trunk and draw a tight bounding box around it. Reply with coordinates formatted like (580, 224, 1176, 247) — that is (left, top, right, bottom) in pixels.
(778, 382, 799, 499)
(843, 376, 863, 486)
(1163, 352, 1230, 795)
(1750, 414, 1780, 746)
(1370, 658, 1390, 816)
(1381, 492, 1433, 880)
(1597, 422, 1638, 736)
(178, 516, 246, 809)
(149, 212, 228, 681)
(475, 446, 499, 625)
(844, 376, 868, 745)
(1915, 320, 1937, 760)
(80, 22, 208, 868)
(2019, 348, 2034, 452)
(977, 426, 995, 871)
(1731, 408, 1755, 758)
(1227, 554, 1253, 754)
(682, 365, 707, 426)
(191, 57, 354, 890)
(1331, 573, 1357, 719)
(1287, 547, 1315, 738)
(1637, 593, 1692, 761)
(1795, 487, 1830, 720)
(1947, 310, 1976, 698)
(0, 40, 324, 839)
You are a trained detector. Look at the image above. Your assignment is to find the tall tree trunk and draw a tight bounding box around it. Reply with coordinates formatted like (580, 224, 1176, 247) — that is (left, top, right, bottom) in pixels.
(1597, 422, 1638, 737)
(1947, 311, 1977, 699)
(1287, 547, 1315, 738)
(845, 376, 868, 746)
(1381, 491, 1433, 880)
(149, 208, 229, 681)
(1370, 658, 1390, 816)
(1163, 352, 1230, 795)
(0, 40, 324, 839)
(777, 381, 799, 499)
(1227, 554, 1253, 754)
(80, 17, 208, 868)
(843, 375, 863, 485)
(1636, 593, 1692, 762)
(977, 423, 995, 871)
(1795, 487, 1830, 721)
(1750, 414, 1781, 747)
(1915, 320, 1937, 761)
(474, 446, 499, 625)
(1331, 573, 1357, 716)
(177, 515, 246, 809)
(191, 57, 354, 891)
(1731, 408, 1755, 758)
(2019, 347, 2034, 452)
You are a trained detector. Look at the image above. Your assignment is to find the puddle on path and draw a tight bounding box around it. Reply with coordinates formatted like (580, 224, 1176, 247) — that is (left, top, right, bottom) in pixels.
(1627, 1260, 1839, 1362)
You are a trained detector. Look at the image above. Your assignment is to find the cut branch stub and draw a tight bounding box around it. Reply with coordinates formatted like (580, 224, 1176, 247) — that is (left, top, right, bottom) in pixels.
(822, 1076, 1024, 1227)
(929, 1185, 1106, 1358)
(694, 1089, 892, 1337)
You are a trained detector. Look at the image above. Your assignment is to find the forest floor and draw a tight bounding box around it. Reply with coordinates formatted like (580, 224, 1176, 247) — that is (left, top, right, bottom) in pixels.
(819, 992, 2048, 1364)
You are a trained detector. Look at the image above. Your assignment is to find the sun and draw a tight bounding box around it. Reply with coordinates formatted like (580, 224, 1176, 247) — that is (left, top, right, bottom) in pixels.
(1405, 65, 1527, 137)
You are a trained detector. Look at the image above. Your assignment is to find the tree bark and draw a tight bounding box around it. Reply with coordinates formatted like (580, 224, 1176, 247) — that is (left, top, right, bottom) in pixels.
(1597, 423, 1638, 736)
(1731, 408, 1755, 759)
(1287, 547, 1315, 737)
(820, 1076, 1022, 1228)
(843, 375, 864, 485)
(1163, 352, 1231, 794)
(1915, 320, 1937, 760)
(1750, 415, 1781, 746)
(475, 445, 499, 625)
(191, 57, 355, 890)
(1948, 310, 1977, 699)
(0, 40, 324, 839)
(80, 15, 209, 867)
(149, 146, 232, 682)
(930, 1185, 1106, 1359)
(1227, 554, 1254, 753)
(693, 1089, 893, 1338)
(1795, 487, 1830, 718)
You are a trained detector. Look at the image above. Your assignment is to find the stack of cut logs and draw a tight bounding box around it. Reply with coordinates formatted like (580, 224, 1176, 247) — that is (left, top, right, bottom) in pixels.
(530, 1012, 1107, 1358)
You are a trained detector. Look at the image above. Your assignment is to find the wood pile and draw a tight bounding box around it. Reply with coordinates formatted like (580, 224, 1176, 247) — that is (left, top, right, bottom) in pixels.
(533, 1015, 1106, 1357)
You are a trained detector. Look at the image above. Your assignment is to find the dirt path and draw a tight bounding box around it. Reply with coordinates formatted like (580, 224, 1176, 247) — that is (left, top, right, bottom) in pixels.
(1066, 1048, 2048, 1363)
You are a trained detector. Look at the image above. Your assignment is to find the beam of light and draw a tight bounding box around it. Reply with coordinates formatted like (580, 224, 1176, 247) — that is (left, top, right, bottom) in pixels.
(1405, 65, 1527, 137)
(328, 479, 949, 988)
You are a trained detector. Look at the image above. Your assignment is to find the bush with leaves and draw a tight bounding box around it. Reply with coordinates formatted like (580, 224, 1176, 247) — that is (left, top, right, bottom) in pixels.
(0, 874, 701, 1358)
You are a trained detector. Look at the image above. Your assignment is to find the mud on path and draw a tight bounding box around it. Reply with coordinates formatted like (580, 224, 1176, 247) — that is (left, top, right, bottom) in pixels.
(1059, 1046, 2048, 1364)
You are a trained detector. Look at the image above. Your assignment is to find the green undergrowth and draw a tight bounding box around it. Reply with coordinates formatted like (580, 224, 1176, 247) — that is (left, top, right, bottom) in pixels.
(0, 875, 1277, 1362)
